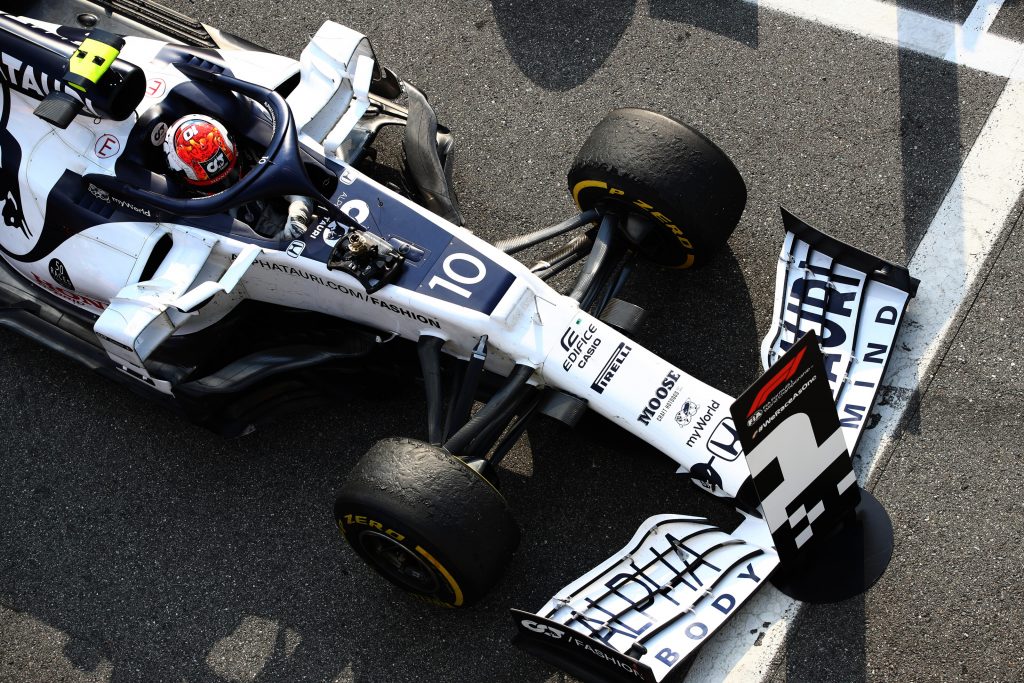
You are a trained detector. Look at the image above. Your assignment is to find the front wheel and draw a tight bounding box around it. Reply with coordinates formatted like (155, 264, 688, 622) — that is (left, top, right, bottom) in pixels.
(568, 108, 747, 268)
(334, 438, 519, 607)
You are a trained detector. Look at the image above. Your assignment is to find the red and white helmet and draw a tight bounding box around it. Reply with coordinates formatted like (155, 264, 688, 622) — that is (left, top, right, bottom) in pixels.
(163, 114, 238, 187)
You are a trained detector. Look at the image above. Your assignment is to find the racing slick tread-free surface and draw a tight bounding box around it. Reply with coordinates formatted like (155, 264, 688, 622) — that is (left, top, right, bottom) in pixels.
(568, 108, 747, 268)
(334, 438, 519, 607)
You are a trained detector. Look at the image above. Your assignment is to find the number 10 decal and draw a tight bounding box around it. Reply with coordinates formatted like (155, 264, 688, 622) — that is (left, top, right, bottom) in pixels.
(417, 243, 514, 314)
(428, 253, 487, 298)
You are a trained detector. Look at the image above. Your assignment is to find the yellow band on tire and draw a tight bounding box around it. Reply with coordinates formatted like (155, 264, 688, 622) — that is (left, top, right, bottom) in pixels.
(571, 179, 608, 207)
(415, 545, 464, 607)
(673, 254, 696, 269)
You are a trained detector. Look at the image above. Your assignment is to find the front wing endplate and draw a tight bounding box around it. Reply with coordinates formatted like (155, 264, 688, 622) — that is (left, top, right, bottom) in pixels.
(512, 514, 779, 682)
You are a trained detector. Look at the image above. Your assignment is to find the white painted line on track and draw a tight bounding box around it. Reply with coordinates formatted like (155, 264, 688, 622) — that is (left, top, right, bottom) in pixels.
(963, 0, 1007, 36)
(745, 0, 1023, 78)
(684, 2, 1024, 681)
(859, 75, 1024, 483)
(946, 0, 1009, 62)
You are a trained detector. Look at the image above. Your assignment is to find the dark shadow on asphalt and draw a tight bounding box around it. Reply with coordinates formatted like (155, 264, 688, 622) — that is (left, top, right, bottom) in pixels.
(625, 247, 761, 397)
(490, 0, 638, 90)
(491, 0, 758, 91)
(779, 596, 869, 683)
(896, 45, 963, 256)
(648, 0, 758, 48)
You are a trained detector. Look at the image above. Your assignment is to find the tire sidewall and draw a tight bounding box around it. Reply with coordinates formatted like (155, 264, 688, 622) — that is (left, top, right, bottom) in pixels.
(568, 108, 747, 269)
(570, 176, 702, 268)
(336, 498, 470, 607)
(335, 438, 519, 607)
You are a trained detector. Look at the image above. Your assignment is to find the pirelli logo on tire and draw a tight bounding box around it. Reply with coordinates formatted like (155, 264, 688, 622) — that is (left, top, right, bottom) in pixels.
(571, 179, 696, 269)
(338, 514, 406, 541)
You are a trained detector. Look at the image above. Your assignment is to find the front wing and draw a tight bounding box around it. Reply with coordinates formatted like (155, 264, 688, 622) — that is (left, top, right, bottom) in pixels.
(513, 213, 919, 682)
(513, 514, 778, 682)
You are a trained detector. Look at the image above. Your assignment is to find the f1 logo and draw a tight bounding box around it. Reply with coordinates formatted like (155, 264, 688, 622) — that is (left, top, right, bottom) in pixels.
(747, 347, 807, 418)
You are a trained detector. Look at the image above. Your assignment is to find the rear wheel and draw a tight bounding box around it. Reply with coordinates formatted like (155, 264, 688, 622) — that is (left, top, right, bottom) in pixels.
(334, 437, 519, 607)
(568, 108, 747, 268)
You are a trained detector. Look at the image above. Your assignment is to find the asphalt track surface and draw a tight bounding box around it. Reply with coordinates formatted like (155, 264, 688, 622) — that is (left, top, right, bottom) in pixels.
(1, 1, 1023, 682)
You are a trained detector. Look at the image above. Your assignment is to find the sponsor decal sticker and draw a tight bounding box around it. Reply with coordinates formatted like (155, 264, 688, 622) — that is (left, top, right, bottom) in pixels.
(590, 342, 631, 394)
(706, 418, 743, 462)
(251, 258, 441, 328)
(747, 346, 807, 419)
(637, 369, 682, 425)
(109, 195, 151, 217)
(560, 321, 600, 372)
(88, 184, 110, 202)
(339, 514, 406, 541)
(688, 461, 723, 493)
(307, 216, 341, 243)
(30, 272, 105, 311)
(150, 121, 168, 147)
(674, 399, 699, 427)
(48, 258, 73, 290)
(323, 220, 345, 247)
(732, 331, 860, 562)
(517, 616, 648, 679)
(683, 401, 723, 448)
(515, 519, 773, 679)
(286, 240, 305, 258)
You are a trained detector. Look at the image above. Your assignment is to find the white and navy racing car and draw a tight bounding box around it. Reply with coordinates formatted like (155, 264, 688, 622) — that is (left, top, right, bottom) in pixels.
(0, 4, 919, 681)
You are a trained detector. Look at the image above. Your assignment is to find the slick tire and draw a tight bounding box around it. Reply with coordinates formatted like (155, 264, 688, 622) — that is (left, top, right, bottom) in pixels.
(568, 108, 747, 268)
(334, 437, 519, 607)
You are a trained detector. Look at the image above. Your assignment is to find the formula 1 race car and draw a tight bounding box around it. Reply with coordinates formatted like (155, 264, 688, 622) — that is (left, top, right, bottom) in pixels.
(0, 4, 919, 681)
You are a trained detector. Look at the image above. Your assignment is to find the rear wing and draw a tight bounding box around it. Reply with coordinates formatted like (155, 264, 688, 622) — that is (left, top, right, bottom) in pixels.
(513, 211, 919, 681)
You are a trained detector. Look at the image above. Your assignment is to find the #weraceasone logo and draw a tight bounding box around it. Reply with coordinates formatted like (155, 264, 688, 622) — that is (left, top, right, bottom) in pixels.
(746, 347, 807, 418)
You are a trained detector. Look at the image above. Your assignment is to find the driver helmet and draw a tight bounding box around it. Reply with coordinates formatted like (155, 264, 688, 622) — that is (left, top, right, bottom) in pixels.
(163, 114, 238, 188)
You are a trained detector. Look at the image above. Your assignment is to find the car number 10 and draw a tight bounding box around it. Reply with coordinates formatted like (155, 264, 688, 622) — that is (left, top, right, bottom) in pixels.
(428, 253, 486, 298)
